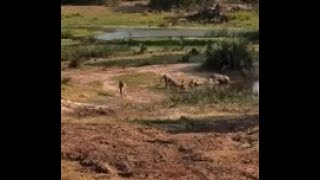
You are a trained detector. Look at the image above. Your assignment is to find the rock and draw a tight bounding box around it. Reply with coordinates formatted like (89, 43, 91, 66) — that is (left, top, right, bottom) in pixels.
(232, 134, 241, 142)
(180, 115, 188, 121)
(95, 162, 111, 174)
(115, 162, 133, 177)
(242, 158, 252, 164)
(81, 158, 94, 166)
(242, 143, 252, 149)
(178, 146, 191, 153)
(247, 127, 259, 135)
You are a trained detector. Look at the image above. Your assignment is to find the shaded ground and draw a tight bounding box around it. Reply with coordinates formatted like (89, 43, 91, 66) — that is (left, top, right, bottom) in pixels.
(62, 115, 258, 180)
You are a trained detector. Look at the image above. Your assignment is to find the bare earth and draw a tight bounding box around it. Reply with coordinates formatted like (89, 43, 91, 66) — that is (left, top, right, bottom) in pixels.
(61, 62, 259, 180)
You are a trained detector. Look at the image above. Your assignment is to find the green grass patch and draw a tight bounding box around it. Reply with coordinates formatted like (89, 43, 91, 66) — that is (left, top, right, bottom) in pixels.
(61, 44, 131, 61)
(109, 37, 229, 46)
(89, 54, 184, 67)
(112, 72, 160, 87)
(62, 28, 103, 38)
(62, 12, 170, 26)
(207, 28, 258, 41)
(61, 6, 258, 28)
(61, 39, 81, 46)
(226, 11, 259, 28)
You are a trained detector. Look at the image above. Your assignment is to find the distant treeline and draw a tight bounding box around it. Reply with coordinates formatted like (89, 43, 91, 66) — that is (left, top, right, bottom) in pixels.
(149, 0, 258, 11)
(61, 0, 121, 5)
(60, 0, 192, 7)
(61, 0, 258, 8)
(62, 0, 102, 5)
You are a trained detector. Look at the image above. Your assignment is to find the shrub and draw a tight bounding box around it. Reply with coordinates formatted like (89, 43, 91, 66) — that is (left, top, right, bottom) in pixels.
(149, 0, 197, 10)
(61, 77, 72, 85)
(61, 30, 73, 39)
(203, 39, 253, 71)
(68, 59, 81, 68)
(138, 43, 147, 54)
(179, 36, 185, 50)
(189, 48, 200, 55)
(104, 0, 121, 6)
(63, 45, 130, 61)
(207, 28, 259, 42)
(181, 54, 190, 62)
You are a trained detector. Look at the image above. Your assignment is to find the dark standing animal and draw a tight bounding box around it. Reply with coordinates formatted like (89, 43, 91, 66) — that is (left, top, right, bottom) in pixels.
(119, 80, 126, 98)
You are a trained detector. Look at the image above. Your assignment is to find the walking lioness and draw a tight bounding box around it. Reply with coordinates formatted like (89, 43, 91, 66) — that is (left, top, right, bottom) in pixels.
(160, 74, 186, 91)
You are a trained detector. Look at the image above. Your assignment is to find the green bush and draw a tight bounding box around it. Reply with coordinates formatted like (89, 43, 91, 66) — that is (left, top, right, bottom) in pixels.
(68, 59, 81, 68)
(89, 54, 183, 67)
(181, 54, 190, 62)
(138, 43, 147, 54)
(203, 39, 254, 71)
(104, 0, 121, 6)
(179, 36, 185, 50)
(189, 48, 200, 55)
(111, 38, 225, 46)
(61, 77, 72, 84)
(61, 30, 73, 39)
(208, 29, 259, 42)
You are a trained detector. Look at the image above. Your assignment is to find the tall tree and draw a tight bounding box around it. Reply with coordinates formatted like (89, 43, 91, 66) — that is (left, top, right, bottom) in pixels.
(196, 0, 217, 12)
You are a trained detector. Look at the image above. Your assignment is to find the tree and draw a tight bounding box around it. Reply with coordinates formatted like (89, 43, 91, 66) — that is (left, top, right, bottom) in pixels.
(196, 0, 217, 12)
(61, 0, 121, 6)
(149, 0, 198, 10)
(203, 39, 254, 71)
